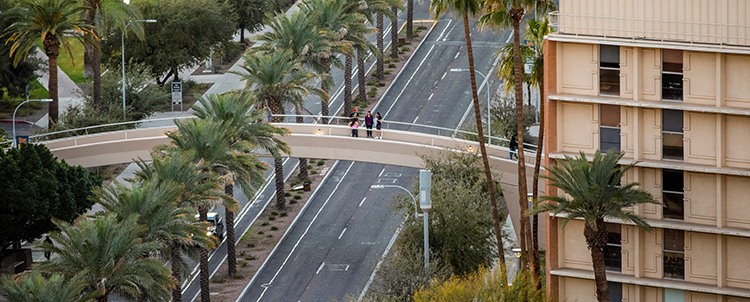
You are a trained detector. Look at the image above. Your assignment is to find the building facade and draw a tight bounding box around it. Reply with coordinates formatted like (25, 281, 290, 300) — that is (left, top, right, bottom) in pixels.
(543, 1, 750, 301)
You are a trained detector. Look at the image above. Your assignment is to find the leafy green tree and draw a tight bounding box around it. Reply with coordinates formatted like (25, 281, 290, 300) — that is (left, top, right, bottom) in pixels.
(430, 0, 509, 288)
(132, 148, 224, 302)
(233, 50, 322, 210)
(0, 0, 44, 99)
(37, 214, 175, 302)
(81, 0, 142, 109)
(0, 271, 98, 302)
(0, 143, 101, 254)
(192, 91, 289, 276)
(479, 0, 556, 286)
(531, 150, 656, 302)
(100, 0, 235, 86)
(233, 0, 266, 44)
(3, 0, 97, 125)
(488, 94, 535, 140)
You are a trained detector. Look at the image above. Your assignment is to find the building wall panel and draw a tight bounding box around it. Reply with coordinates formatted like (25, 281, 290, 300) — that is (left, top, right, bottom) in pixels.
(621, 107, 636, 158)
(724, 54, 750, 109)
(560, 102, 599, 154)
(686, 292, 716, 302)
(641, 48, 662, 101)
(640, 168, 663, 220)
(725, 115, 750, 169)
(727, 236, 750, 289)
(560, 276, 596, 302)
(684, 52, 718, 106)
(726, 176, 750, 229)
(684, 112, 717, 165)
(559, 42, 599, 96)
(685, 232, 718, 285)
(683, 172, 717, 226)
(621, 225, 637, 275)
(561, 220, 593, 270)
(641, 108, 663, 161)
(643, 227, 663, 279)
(621, 47, 635, 99)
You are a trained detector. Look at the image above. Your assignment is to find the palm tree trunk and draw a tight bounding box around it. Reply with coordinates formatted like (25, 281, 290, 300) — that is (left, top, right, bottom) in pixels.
(44, 35, 60, 126)
(357, 49, 367, 105)
(240, 27, 245, 45)
(92, 39, 102, 111)
(171, 247, 183, 302)
(198, 206, 210, 302)
(531, 69, 545, 288)
(406, 0, 413, 40)
(461, 12, 508, 286)
(297, 115, 309, 180)
(344, 54, 353, 117)
(391, 6, 399, 60)
(274, 156, 286, 210)
(376, 13, 384, 80)
(511, 10, 536, 287)
(225, 184, 237, 277)
(321, 65, 331, 124)
(584, 220, 611, 302)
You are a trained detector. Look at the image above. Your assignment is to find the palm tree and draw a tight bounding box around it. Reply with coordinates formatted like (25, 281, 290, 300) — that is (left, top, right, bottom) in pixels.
(82, 0, 143, 109)
(234, 50, 323, 210)
(364, 0, 400, 80)
(164, 118, 246, 302)
(95, 179, 216, 301)
(430, 0, 509, 289)
(132, 149, 225, 302)
(390, 4, 399, 59)
(479, 0, 555, 286)
(3, 0, 97, 126)
(531, 150, 656, 302)
(252, 11, 344, 179)
(37, 215, 174, 302)
(406, 0, 413, 40)
(192, 91, 290, 276)
(0, 271, 97, 302)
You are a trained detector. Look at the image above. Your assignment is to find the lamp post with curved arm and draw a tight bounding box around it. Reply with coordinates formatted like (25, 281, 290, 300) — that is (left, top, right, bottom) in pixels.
(450, 68, 491, 144)
(12, 99, 52, 148)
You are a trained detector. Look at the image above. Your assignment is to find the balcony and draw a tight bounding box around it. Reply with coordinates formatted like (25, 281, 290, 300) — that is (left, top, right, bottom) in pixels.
(548, 10, 750, 53)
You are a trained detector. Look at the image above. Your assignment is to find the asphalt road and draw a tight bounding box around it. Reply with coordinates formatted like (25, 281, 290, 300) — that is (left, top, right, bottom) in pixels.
(180, 9, 407, 302)
(237, 3, 511, 301)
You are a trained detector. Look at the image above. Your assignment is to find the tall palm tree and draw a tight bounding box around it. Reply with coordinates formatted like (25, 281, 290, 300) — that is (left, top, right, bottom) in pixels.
(95, 179, 216, 301)
(479, 0, 555, 286)
(390, 4, 399, 59)
(364, 0, 400, 80)
(37, 215, 174, 302)
(3, 0, 97, 126)
(406, 0, 413, 40)
(430, 0, 509, 290)
(132, 149, 225, 302)
(164, 118, 246, 302)
(252, 11, 344, 178)
(532, 150, 656, 302)
(0, 271, 97, 302)
(82, 0, 143, 109)
(192, 92, 290, 276)
(234, 50, 323, 210)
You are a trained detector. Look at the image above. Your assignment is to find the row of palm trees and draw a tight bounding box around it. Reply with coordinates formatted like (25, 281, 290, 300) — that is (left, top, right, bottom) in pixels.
(3, 0, 143, 125)
(0, 92, 290, 302)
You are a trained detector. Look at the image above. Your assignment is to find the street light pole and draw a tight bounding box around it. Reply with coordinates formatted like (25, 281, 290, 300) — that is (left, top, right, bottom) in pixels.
(371, 184, 420, 219)
(12, 99, 52, 148)
(122, 19, 157, 120)
(450, 68, 491, 144)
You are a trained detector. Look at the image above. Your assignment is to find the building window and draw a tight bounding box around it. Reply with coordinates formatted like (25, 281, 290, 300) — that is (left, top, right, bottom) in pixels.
(662, 109, 684, 160)
(600, 45, 620, 96)
(609, 282, 623, 302)
(663, 229, 685, 279)
(662, 169, 684, 220)
(662, 49, 683, 101)
(600, 104, 621, 152)
(604, 223, 622, 272)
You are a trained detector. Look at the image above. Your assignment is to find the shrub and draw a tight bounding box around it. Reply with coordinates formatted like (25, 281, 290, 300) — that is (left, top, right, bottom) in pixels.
(246, 243, 256, 248)
(290, 181, 299, 187)
(257, 231, 264, 235)
(261, 221, 269, 226)
(366, 80, 376, 86)
(377, 82, 386, 87)
(388, 63, 396, 68)
(310, 169, 317, 174)
(239, 260, 248, 267)
(306, 164, 313, 169)
(232, 274, 244, 280)
(212, 277, 227, 284)
(289, 199, 298, 204)
(239, 251, 247, 257)
(401, 46, 409, 51)
(384, 58, 391, 64)
(293, 195, 301, 200)
(284, 191, 292, 197)
(317, 161, 324, 166)
(271, 211, 279, 216)
(280, 211, 288, 217)
(384, 70, 391, 75)
(266, 234, 273, 238)
(270, 226, 279, 231)
(246, 255, 258, 260)
(268, 215, 276, 221)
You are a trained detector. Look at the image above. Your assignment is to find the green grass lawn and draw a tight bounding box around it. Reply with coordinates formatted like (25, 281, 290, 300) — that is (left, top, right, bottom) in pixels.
(0, 80, 48, 118)
(35, 37, 87, 84)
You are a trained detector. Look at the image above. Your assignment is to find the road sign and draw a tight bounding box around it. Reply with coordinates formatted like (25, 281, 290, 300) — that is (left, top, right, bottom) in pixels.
(171, 80, 182, 105)
(524, 58, 534, 74)
(16, 136, 28, 149)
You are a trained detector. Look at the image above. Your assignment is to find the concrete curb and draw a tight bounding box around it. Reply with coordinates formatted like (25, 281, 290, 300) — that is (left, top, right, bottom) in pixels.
(372, 20, 438, 113)
(233, 160, 342, 302)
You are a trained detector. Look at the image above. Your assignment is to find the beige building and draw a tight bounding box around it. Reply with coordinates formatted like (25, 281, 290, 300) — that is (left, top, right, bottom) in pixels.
(543, 1, 750, 301)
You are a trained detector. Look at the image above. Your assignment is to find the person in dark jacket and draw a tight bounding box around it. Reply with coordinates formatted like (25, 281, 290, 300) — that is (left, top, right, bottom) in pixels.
(364, 111, 374, 138)
(509, 135, 518, 160)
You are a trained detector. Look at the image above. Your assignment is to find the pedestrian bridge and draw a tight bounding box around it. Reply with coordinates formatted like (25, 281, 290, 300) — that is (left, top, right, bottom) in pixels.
(31, 116, 545, 246)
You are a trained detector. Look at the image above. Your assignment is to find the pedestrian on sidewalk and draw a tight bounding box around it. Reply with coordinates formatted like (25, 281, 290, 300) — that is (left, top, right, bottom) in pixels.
(350, 120, 359, 137)
(375, 112, 383, 139)
(264, 105, 273, 122)
(43, 236, 52, 260)
(509, 135, 518, 160)
(364, 111, 374, 138)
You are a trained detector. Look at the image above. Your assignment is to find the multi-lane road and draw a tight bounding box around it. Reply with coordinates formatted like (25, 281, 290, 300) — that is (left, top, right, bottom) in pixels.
(235, 3, 512, 301)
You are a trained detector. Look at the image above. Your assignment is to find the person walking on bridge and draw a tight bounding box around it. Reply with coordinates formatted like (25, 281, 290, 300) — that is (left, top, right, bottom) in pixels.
(364, 111, 374, 138)
(375, 112, 383, 139)
(509, 135, 518, 160)
(350, 120, 359, 137)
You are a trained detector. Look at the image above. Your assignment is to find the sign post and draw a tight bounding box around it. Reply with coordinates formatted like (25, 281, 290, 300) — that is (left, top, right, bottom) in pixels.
(171, 80, 183, 111)
(16, 136, 29, 149)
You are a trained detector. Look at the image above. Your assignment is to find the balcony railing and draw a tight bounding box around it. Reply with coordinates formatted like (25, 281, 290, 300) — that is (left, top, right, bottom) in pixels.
(549, 11, 750, 48)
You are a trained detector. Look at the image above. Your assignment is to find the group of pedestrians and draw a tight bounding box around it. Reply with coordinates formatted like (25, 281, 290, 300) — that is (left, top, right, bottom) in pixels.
(349, 109, 383, 139)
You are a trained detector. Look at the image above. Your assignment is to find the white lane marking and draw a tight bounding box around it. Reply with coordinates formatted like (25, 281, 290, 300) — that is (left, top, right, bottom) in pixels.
(338, 228, 347, 240)
(357, 222, 404, 301)
(434, 19, 453, 41)
(454, 51, 460, 59)
(441, 72, 447, 80)
(383, 43, 437, 118)
(428, 93, 434, 100)
(412, 116, 419, 123)
(442, 22, 456, 41)
(378, 168, 385, 178)
(254, 161, 356, 302)
(358, 197, 367, 207)
(505, 30, 513, 43)
(316, 262, 325, 274)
